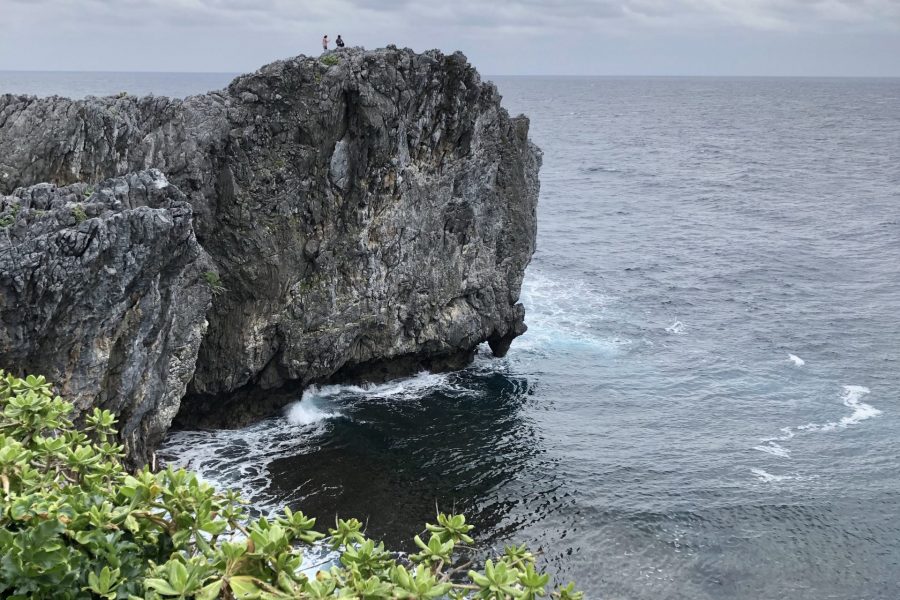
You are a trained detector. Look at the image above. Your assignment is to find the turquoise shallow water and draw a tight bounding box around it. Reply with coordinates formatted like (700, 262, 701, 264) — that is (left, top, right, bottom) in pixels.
(5, 70, 899, 598)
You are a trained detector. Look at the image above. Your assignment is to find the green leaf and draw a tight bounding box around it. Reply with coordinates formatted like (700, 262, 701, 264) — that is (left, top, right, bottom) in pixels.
(144, 578, 180, 596)
(229, 575, 262, 598)
(196, 579, 224, 600)
(168, 559, 189, 591)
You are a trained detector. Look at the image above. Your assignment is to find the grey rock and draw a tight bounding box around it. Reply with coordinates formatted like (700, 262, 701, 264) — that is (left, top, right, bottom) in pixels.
(0, 170, 212, 465)
(0, 47, 540, 441)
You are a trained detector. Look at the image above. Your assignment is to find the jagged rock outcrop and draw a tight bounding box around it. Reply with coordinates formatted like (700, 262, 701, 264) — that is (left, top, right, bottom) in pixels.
(0, 47, 540, 449)
(0, 170, 212, 463)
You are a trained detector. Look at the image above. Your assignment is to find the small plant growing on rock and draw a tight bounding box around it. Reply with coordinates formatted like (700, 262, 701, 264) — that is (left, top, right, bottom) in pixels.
(320, 54, 340, 67)
(71, 203, 87, 224)
(0, 202, 20, 227)
(0, 369, 584, 599)
(202, 270, 227, 296)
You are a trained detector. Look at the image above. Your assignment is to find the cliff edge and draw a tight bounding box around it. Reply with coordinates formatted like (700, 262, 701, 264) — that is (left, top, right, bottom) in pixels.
(0, 47, 540, 462)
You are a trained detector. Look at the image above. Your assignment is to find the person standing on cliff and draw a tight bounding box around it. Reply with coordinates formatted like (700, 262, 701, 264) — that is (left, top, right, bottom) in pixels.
(322, 35, 329, 51)
(336, 35, 345, 48)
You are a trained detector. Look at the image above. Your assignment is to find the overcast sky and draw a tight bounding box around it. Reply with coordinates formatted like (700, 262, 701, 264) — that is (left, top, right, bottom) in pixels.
(2, 0, 899, 76)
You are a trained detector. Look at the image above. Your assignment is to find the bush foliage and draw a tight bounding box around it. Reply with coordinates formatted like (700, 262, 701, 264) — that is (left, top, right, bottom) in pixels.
(0, 370, 582, 599)
(320, 54, 340, 67)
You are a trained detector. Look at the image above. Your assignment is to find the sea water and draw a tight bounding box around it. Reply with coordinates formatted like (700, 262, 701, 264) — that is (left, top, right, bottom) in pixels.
(4, 71, 899, 599)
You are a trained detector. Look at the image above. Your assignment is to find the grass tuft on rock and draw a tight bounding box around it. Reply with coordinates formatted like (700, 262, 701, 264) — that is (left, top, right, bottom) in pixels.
(72, 203, 88, 224)
(320, 54, 340, 67)
(202, 271, 227, 296)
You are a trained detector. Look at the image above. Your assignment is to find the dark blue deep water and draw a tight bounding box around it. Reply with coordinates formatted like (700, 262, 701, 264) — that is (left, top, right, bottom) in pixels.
(4, 71, 899, 599)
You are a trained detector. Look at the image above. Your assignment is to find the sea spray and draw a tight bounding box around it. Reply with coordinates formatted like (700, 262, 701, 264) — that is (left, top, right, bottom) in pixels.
(285, 397, 341, 426)
(517, 271, 629, 354)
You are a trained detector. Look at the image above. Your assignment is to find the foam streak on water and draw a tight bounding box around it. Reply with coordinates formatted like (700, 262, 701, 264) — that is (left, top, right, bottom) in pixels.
(750, 468, 793, 483)
(754, 386, 881, 466)
(753, 441, 791, 458)
(799, 385, 881, 433)
(160, 420, 327, 512)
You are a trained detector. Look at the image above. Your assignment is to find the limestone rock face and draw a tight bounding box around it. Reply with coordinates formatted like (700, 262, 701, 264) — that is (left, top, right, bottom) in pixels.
(0, 47, 540, 435)
(0, 170, 212, 464)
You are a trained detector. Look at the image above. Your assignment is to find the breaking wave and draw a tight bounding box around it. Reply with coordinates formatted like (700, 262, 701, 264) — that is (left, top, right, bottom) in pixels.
(158, 370, 491, 511)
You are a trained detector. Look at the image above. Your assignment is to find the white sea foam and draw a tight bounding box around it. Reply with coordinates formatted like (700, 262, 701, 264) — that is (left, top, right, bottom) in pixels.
(517, 271, 628, 354)
(758, 385, 881, 444)
(752, 386, 881, 480)
(159, 370, 485, 511)
(797, 385, 880, 432)
(294, 371, 471, 405)
(761, 426, 795, 443)
(753, 441, 791, 458)
(665, 321, 685, 334)
(284, 398, 340, 425)
(160, 422, 321, 512)
(750, 468, 792, 483)
(787, 354, 805, 366)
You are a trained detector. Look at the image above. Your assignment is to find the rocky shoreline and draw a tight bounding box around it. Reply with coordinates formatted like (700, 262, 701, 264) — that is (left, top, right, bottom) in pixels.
(0, 47, 540, 465)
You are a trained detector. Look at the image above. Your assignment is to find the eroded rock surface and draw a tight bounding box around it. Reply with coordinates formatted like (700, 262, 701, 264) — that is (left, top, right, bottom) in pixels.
(0, 47, 540, 437)
(0, 170, 212, 464)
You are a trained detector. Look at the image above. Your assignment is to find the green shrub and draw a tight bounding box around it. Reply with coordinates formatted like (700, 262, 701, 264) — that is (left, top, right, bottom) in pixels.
(0, 201, 21, 227)
(0, 370, 582, 599)
(72, 203, 88, 224)
(320, 54, 340, 67)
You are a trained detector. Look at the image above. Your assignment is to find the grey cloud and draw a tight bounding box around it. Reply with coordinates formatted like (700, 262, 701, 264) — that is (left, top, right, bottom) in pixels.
(10, 0, 899, 31)
(352, 0, 900, 30)
(2, 0, 898, 74)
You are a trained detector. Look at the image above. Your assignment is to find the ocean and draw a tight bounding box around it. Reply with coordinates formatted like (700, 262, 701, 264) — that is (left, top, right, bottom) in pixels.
(3, 70, 899, 599)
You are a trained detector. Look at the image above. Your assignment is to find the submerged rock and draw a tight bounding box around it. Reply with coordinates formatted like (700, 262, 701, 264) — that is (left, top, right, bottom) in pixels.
(0, 170, 212, 464)
(0, 47, 540, 453)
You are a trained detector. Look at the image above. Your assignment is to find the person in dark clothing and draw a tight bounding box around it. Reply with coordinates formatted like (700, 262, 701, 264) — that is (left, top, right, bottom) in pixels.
(335, 35, 345, 48)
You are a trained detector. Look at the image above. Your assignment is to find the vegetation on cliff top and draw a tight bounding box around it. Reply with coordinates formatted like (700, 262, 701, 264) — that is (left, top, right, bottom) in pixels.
(0, 370, 582, 599)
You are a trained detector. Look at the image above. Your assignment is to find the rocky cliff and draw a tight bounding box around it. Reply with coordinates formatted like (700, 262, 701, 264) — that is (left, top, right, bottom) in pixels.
(0, 47, 540, 463)
(0, 171, 212, 461)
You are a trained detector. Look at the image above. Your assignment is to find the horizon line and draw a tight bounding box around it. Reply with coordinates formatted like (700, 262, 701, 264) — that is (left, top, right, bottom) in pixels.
(1, 68, 899, 79)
